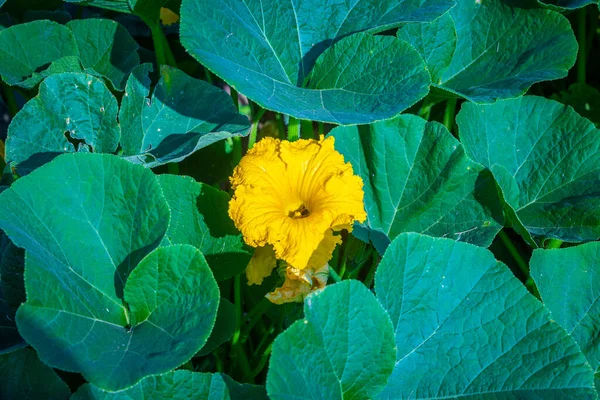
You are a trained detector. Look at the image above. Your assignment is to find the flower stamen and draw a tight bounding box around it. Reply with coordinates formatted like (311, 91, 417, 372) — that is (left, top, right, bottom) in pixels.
(289, 204, 310, 219)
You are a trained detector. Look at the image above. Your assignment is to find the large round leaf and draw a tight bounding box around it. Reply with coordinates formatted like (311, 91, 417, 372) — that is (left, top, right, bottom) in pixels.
(531, 243, 600, 376)
(398, 0, 577, 103)
(158, 174, 251, 281)
(375, 233, 596, 398)
(6, 72, 120, 175)
(330, 115, 503, 253)
(0, 348, 70, 400)
(457, 96, 600, 245)
(120, 64, 250, 167)
(66, 19, 140, 91)
(179, 0, 448, 124)
(0, 153, 219, 391)
(267, 280, 395, 400)
(0, 20, 78, 88)
(72, 370, 229, 400)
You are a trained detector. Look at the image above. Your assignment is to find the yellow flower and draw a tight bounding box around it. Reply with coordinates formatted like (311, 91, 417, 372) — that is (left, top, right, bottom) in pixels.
(266, 262, 329, 305)
(229, 136, 366, 303)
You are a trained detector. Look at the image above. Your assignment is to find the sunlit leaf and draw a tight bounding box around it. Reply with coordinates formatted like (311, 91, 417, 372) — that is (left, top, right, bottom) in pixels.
(457, 96, 600, 245)
(331, 115, 503, 253)
(179, 0, 449, 123)
(376, 233, 596, 399)
(267, 280, 395, 399)
(120, 65, 250, 167)
(0, 153, 219, 391)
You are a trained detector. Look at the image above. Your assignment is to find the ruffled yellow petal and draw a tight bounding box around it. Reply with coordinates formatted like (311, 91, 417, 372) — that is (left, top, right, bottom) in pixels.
(246, 245, 277, 285)
(229, 136, 366, 272)
(266, 263, 329, 304)
(307, 230, 341, 270)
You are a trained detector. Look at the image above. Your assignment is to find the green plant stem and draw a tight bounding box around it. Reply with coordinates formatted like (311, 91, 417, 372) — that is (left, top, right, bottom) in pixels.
(148, 21, 176, 67)
(230, 88, 239, 111)
(232, 275, 242, 346)
(545, 239, 563, 249)
(1, 83, 18, 117)
(301, 120, 314, 139)
(578, 8, 587, 85)
(248, 108, 266, 150)
(498, 230, 528, 278)
(443, 98, 457, 133)
(288, 117, 301, 141)
(232, 137, 243, 165)
(204, 67, 214, 84)
(318, 122, 324, 136)
(419, 102, 433, 120)
(363, 250, 379, 288)
(329, 267, 342, 283)
(240, 298, 272, 343)
(251, 344, 273, 378)
(230, 274, 253, 381)
(233, 343, 254, 382)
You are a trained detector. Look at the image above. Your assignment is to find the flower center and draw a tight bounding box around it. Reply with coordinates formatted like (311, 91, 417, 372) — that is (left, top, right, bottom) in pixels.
(288, 204, 310, 219)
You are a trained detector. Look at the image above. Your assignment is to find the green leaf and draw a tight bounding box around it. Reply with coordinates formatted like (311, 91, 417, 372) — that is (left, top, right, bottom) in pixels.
(6, 73, 120, 175)
(396, 12, 456, 84)
(64, 0, 131, 13)
(457, 96, 600, 245)
(67, 19, 140, 91)
(537, 0, 599, 10)
(551, 83, 600, 127)
(158, 174, 251, 281)
(400, 1, 577, 102)
(0, 230, 25, 354)
(197, 297, 236, 356)
(179, 0, 449, 124)
(375, 233, 596, 399)
(120, 65, 250, 167)
(72, 370, 229, 400)
(267, 280, 395, 400)
(222, 374, 268, 400)
(0, 153, 219, 391)
(531, 242, 600, 373)
(330, 115, 503, 254)
(0, 348, 70, 400)
(0, 20, 78, 88)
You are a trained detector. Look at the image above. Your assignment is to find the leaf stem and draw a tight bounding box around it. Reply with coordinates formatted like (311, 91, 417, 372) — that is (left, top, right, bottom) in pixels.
(288, 117, 301, 141)
(363, 249, 379, 288)
(443, 98, 457, 133)
(329, 267, 342, 283)
(240, 297, 272, 343)
(498, 230, 528, 278)
(232, 274, 242, 346)
(545, 239, 563, 249)
(318, 122, 324, 136)
(230, 87, 239, 111)
(148, 21, 176, 67)
(248, 107, 266, 150)
(577, 8, 587, 85)
(251, 344, 273, 378)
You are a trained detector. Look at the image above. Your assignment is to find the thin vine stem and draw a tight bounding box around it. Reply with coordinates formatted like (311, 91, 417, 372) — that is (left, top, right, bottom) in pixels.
(288, 117, 301, 141)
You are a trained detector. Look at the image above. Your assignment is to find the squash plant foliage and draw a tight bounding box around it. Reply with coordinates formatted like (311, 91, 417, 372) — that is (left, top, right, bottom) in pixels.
(0, 0, 599, 399)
